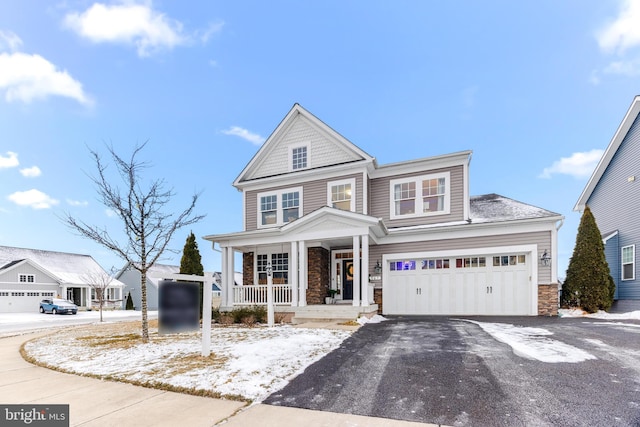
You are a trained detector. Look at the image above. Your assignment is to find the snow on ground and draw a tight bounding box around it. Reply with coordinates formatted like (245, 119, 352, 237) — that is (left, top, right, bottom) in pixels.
(464, 320, 596, 363)
(24, 324, 351, 402)
(559, 308, 640, 320)
(356, 314, 387, 325)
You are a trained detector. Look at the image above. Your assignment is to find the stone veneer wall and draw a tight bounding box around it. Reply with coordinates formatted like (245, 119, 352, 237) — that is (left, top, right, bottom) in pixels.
(243, 252, 253, 286)
(538, 283, 559, 316)
(374, 288, 383, 314)
(307, 247, 330, 305)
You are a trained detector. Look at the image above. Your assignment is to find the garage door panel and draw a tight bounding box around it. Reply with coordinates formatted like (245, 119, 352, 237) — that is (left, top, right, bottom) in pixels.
(384, 252, 532, 316)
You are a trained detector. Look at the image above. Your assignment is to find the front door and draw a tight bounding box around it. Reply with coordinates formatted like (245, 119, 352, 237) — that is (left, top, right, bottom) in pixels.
(342, 260, 353, 300)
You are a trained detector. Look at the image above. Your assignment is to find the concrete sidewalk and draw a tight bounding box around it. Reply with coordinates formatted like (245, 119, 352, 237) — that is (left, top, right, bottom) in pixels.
(0, 331, 438, 427)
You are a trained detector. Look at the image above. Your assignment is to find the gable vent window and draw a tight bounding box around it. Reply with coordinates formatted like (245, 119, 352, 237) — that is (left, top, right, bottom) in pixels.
(19, 274, 35, 283)
(622, 245, 635, 281)
(291, 146, 308, 170)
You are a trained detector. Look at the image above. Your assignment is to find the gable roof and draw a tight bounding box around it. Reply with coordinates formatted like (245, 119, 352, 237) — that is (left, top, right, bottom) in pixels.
(575, 95, 640, 211)
(0, 245, 110, 285)
(233, 104, 375, 187)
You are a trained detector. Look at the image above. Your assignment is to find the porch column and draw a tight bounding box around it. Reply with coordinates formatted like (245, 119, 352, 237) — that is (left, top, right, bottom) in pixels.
(299, 240, 307, 306)
(290, 241, 298, 306)
(362, 234, 370, 307)
(352, 235, 361, 307)
(223, 247, 235, 307)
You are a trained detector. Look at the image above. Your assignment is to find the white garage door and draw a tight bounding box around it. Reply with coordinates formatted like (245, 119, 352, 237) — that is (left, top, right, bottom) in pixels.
(0, 290, 56, 313)
(383, 252, 533, 316)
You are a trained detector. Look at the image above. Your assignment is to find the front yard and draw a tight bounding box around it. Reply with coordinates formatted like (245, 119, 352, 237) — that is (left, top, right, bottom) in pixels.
(22, 320, 352, 402)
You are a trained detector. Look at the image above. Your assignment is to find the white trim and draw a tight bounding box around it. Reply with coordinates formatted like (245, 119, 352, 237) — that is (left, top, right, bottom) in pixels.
(352, 235, 361, 307)
(370, 150, 471, 179)
(18, 273, 36, 283)
(362, 234, 369, 307)
(257, 186, 303, 228)
(602, 230, 619, 244)
(575, 96, 640, 211)
(463, 154, 471, 220)
(382, 244, 539, 315)
(291, 241, 298, 306)
(327, 178, 356, 212)
(389, 171, 451, 220)
(289, 143, 310, 172)
(362, 171, 368, 215)
(622, 244, 635, 281)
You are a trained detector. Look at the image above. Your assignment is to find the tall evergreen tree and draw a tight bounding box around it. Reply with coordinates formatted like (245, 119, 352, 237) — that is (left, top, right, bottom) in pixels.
(180, 231, 205, 317)
(561, 206, 615, 313)
(180, 231, 204, 275)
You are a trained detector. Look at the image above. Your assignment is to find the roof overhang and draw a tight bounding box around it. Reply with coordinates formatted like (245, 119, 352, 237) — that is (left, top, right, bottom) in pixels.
(0, 259, 62, 283)
(575, 95, 640, 212)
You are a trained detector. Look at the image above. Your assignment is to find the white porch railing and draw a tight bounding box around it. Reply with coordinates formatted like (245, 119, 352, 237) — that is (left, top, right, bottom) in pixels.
(233, 285, 292, 305)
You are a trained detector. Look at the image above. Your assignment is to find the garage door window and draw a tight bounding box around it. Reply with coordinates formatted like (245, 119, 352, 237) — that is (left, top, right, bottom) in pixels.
(389, 260, 416, 271)
(456, 257, 486, 268)
(493, 254, 526, 267)
(421, 259, 450, 269)
(0, 292, 8, 297)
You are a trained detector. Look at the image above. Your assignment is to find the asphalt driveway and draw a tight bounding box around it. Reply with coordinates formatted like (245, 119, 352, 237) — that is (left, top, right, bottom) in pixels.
(265, 316, 640, 426)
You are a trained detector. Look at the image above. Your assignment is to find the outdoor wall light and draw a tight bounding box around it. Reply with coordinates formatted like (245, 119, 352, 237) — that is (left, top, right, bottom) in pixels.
(540, 250, 551, 266)
(374, 260, 382, 274)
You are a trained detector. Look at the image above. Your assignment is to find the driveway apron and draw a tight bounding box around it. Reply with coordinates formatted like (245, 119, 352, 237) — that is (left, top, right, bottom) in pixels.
(265, 317, 640, 426)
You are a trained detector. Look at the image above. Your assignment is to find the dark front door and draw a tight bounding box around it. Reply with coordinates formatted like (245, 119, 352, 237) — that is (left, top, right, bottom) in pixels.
(342, 260, 353, 300)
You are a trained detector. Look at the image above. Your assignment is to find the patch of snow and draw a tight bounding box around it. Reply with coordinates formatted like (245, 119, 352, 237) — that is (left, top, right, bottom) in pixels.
(356, 314, 387, 325)
(591, 321, 640, 329)
(24, 325, 350, 402)
(463, 320, 596, 363)
(559, 308, 640, 320)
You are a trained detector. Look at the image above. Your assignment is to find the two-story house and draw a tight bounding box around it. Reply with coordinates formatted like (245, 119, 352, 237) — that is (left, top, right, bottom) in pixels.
(204, 104, 563, 321)
(575, 95, 640, 300)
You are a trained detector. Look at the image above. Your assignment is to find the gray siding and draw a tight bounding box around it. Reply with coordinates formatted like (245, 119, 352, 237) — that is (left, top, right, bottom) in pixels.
(588, 113, 640, 299)
(0, 263, 57, 284)
(604, 233, 620, 299)
(369, 230, 552, 284)
(369, 165, 465, 228)
(119, 269, 160, 311)
(244, 173, 363, 231)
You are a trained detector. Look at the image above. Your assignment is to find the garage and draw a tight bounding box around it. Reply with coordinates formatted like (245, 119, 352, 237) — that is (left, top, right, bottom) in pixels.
(0, 290, 56, 313)
(383, 249, 536, 316)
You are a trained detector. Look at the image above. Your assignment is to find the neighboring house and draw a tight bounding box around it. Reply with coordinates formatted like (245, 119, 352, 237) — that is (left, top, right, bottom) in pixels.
(0, 245, 124, 313)
(204, 104, 564, 320)
(116, 263, 234, 310)
(575, 95, 640, 300)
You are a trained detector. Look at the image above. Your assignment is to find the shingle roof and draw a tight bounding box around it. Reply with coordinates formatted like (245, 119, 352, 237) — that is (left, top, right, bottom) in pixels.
(0, 246, 110, 285)
(470, 194, 561, 223)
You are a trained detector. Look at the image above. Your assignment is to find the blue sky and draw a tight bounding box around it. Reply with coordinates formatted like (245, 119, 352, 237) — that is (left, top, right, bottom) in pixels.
(0, 1, 639, 277)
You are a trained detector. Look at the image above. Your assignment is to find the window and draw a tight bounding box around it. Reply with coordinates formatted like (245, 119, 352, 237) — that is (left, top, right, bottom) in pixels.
(390, 172, 450, 219)
(328, 178, 356, 211)
(389, 260, 416, 271)
(455, 257, 486, 268)
(492, 254, 526, 267)
(622, 245, 635, 281)
(19, 274, 35, 283)
(257, 253, 289, 284)
(421, 258, 450, 269)
(257, 187, 303, 227)
(291, 146, 308, 170)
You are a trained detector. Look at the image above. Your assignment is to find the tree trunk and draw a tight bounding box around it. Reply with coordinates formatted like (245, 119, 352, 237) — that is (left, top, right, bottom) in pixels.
(141, 269, 149, 343)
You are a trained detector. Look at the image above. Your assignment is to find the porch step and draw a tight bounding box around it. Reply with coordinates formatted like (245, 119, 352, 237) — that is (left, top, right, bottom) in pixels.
(291, 304, 378, 324)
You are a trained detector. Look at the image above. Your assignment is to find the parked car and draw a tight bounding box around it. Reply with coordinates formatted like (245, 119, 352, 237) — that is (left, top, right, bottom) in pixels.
(39, 298, 78, 315)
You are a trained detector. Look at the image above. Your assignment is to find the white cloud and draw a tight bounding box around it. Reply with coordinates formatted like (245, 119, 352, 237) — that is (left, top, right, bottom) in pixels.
(8, 189, 59, 209)
(222, 126, 266, 145)
(64, 2, 188, 57)
(197, 21, 224, 43)
(597, 0, 640, 54)
(20, 166, 41, 177)
(539, 149, 604, 179)
(0, 151, 19, 169)
(0, 30, 23, 52)
(0, 52, 92, 105)
(603, 58, 640, 76)
(67, 199, 88, 207)
(105, 208, 116, 217)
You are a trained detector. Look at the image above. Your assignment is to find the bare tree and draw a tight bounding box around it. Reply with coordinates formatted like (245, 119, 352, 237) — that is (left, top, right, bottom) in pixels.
(82, 270, 115, 322)
(63, 142, 205, 342)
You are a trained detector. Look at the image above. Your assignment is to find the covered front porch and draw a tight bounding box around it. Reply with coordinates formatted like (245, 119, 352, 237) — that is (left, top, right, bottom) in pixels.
(205, 207, 386, 321)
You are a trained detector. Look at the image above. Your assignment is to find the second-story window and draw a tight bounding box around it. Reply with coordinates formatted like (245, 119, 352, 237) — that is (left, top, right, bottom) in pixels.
(327, 178, 356, 211)
(390, 172, 450, 219)
(258, 187, 303, 227)
(19, 274, 35, 283)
